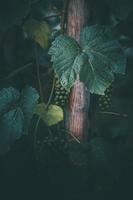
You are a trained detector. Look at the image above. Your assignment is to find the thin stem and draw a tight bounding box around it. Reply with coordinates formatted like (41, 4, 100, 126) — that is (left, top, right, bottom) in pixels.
(0, 62, 33, 80)
(63, 129, 80, 143)
(44, 12, 65, 20)
(69, 131, 81, 143)
(60, 0, 68, 34)
(97, 111, 128, 118)
(33, 43, 44, 148)
(47, 127, 53, 138)
(34, 44, 44, 102)
(46, 76, 56, 109)
(33, 117, 41, 149)
(33, 12, 66, 22)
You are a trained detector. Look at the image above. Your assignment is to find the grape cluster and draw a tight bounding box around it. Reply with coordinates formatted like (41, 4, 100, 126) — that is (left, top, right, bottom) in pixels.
(37, 135, 67, 149)
(98, 84, 113, 111)
(36, 132, 88, 166)
(53, 76, 69, 107)
(36, 133, 69, 160)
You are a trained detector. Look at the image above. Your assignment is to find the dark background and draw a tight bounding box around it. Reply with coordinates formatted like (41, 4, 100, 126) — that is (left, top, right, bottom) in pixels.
(0, 0, 133, 199)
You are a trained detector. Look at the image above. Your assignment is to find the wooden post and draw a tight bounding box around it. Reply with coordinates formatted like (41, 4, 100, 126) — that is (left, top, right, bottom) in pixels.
(66, 0, 89, 40)
(65, 0, 90, 141)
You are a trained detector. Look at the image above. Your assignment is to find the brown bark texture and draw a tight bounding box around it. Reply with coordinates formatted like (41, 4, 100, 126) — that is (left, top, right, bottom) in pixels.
(65, 0, 90, 140)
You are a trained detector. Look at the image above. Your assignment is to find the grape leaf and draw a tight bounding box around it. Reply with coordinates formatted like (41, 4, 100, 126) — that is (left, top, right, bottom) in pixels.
(23, 19, 51, 48)
(0, 108, 24, 155)
(80, 25, 126, 74)
(20, 86, 39, 129)
(48, 35, 86, 89)
(0, 86, 39, 155)
(49, 25, 126, 95)
(0, 87, 20, 116)
(80, 53, 114, 94)
(79, 25, 126, 94)
(34, 103, 63, 126)
(80, 25, 126, 95)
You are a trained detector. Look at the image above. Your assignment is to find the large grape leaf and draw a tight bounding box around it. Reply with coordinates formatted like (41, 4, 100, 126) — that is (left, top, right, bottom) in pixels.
(80, 53, 114, 94)
(48, 35, 83, 89)
(0, 87, 20, 116)
(23, 19, 51, 48)
(80, 26, 126, 94)
(49, 25, 126, 95)
(34, 103, 63, 126)
(20, 86, 39, 129)
(0, 108, 24, 155)
(80, 25, 126, 74)
(0, 86, 39, 155)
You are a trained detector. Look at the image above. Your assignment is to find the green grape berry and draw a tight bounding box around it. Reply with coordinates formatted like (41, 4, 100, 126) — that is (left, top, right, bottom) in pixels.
(98, 84, 113, 111)
(53, 74, 69, 107)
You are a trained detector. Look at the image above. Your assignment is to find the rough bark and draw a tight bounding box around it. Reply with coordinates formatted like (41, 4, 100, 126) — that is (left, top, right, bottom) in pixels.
(66, 0, 89, 41)
(65, 0, 90, 140)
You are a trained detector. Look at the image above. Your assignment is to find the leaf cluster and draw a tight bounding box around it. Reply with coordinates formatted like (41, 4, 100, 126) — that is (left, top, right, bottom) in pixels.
(49, 25, 126, 95)
(0, 86, 39, 154)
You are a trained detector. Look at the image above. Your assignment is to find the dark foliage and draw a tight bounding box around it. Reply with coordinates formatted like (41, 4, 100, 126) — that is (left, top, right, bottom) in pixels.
(0, 0, 133, 199)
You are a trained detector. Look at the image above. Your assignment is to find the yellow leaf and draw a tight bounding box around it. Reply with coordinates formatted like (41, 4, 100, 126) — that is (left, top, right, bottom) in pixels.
(23, 19, 51, 48)
(34, 103, 63, 126)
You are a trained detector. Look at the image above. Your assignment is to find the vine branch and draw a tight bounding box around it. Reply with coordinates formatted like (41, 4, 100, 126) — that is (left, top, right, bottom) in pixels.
(97, 111, 128, 118)
(0, 62, 33, 81)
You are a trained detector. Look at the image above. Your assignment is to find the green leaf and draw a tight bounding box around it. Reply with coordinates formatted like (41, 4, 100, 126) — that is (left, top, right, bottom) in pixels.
(80, 25, 126, 74)
(34, 103, 63, 126)
(49, 25, 126, 95)
(80, 54, 114, 94)
(48, 35, 82, 89)
(80, 25, 126, 94)
(0, 87, 20, 115)
(0, 108, 24, 155)
(20, 86, 39, 129)
(23, 19, 51, 48)
(0, 86, 39, 155)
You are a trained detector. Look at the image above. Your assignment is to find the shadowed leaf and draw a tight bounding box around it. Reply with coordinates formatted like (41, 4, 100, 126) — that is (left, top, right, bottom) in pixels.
(23, 19, 51, 48)
(34, 103, 63, 126)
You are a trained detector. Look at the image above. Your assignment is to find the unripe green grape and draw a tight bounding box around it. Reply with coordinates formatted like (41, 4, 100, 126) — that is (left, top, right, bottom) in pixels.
(60, 90, 66, 95)
(63, 96, 68, 100)
(55, 101, 59, 105)
(55, 84, 60, 88)
(53, 74, 69, 107)
(61, 100, 65, 103)
(58, 95, 63, 99)
(98, 84, 113, 111)
(55, 91, 60, 95)
(60, 87, 64, 91)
